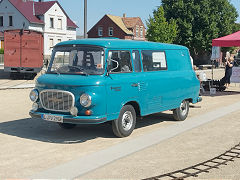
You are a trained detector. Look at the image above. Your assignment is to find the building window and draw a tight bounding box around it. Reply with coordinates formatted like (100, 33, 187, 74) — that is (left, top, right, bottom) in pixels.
(57, 39, 61, 43)
(50, 17, 54, 28)
(140, 26, 143, 38)
(0, 16, 3, 26)
(9, 16, 13, 26)
(57, 18, 62, 29)
(0, 40, 4, 49)
(136, 26, 139, 37)
(108, 27, 113, 36)
(98, 27, 103, 36)
(49, 38, 54, 49)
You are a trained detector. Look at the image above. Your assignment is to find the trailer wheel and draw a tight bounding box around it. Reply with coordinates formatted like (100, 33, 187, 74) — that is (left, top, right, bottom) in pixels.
(173, 100, 189, 121)
(58, 123, 77, 129)
(112, 105, 136, 138)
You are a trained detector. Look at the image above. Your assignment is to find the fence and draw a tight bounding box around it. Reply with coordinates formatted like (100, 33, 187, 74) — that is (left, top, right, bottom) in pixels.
(0, 54, 3, 64)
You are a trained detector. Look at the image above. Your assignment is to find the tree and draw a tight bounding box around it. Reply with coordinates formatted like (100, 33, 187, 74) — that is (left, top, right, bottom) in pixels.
(161, 0, 238, 64)
(146, 6, 178, 44)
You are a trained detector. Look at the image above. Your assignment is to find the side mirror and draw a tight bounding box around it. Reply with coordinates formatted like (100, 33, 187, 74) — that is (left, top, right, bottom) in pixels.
(42, 59, 49, 74)
(107, 58, 119, 73)
(43, 59, 49, 67)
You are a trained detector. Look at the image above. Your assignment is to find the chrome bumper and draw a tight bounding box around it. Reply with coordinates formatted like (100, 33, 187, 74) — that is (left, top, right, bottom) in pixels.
(29, 111, 107, 124)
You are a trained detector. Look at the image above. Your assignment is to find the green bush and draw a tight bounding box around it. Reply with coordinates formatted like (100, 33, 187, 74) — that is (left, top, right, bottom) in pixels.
(0, 48, 3, 54)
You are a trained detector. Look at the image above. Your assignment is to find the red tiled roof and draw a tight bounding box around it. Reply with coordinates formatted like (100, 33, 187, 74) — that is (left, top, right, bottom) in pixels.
(9, 0, 78, 28)
(122, 17, 145, 29)
(67, 18, 78, 28)
(9, 0, 43, 24)
(34, 1, 56, 15)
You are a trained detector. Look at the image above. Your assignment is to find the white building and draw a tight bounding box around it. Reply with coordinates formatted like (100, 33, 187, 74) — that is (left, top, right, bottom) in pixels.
(0, 0, 78, 55)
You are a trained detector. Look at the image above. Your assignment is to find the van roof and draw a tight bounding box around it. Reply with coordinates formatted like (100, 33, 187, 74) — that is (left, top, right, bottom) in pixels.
(56, 38, 188, 50)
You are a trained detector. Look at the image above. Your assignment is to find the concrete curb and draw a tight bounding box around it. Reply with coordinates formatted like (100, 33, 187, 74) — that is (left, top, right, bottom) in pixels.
(0, 84, 35, 90)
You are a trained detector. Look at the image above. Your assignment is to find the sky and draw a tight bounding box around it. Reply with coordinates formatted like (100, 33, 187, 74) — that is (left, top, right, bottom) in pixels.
(57, 0, 240, 36)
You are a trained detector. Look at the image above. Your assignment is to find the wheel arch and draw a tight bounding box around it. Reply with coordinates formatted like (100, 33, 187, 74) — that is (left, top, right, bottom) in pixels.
(186, 98, 193, 103)
(125, 101, 141, 117)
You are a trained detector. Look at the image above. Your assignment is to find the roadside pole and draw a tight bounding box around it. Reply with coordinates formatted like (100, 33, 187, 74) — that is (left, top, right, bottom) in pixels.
(84, 0, 87, 38)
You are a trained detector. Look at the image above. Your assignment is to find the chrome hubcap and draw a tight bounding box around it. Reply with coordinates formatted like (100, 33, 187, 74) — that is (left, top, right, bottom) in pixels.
(122, 111, 133, 131)
(180, 101, 187, 116)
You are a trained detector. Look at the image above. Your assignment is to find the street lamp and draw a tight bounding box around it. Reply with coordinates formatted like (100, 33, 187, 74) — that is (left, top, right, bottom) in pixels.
(84, 0, 87, 38)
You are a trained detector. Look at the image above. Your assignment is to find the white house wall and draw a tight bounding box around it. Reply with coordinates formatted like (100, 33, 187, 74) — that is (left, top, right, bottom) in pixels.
(0, 0, 77, 56)
(29, 23, 43, 32)
(44, 3, 76, 55)
(0, 0, 30, 32)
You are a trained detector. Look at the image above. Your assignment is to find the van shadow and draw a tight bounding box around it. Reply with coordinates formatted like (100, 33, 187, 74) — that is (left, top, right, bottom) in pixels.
(202, 90, 240, 97)
(0, 113, 174, 144)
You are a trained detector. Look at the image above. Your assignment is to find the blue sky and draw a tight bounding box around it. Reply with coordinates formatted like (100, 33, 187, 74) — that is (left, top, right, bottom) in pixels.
(57, 0, 240, 35)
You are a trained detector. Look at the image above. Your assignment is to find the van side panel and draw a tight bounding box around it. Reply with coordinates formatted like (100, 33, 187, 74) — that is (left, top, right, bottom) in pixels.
(166, 49, 200, 103)
(167, 49, 192, 71)
(140, 49, 200, 116)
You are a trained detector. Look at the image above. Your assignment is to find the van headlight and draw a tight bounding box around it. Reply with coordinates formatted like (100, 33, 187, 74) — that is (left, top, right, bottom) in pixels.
(80, 93, 91, 107)
(30, 89, 39, 102)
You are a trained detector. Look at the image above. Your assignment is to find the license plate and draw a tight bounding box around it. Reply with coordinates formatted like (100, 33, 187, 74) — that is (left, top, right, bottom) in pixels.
(42, 114, 63, 123)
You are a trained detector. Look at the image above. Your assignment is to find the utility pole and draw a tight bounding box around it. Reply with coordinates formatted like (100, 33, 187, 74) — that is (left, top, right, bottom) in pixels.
(84, 0, 87, 38)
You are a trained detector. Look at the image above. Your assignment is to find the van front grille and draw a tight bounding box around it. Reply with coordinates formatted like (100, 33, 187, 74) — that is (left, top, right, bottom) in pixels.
(40, 90, 74, 112)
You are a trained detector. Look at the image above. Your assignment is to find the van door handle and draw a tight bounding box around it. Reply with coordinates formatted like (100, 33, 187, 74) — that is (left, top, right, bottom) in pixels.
(131, 83, 138, 87)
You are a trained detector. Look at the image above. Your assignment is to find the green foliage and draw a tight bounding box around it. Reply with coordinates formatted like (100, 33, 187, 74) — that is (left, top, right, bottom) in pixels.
(161, 0, 238, 63)
(233, 23, 240, 33)
(146, 6, 178, 43)
(0, 48, 3, 54)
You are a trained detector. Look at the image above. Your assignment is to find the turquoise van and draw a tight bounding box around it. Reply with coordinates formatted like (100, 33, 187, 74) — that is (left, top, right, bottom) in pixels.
(29, 39, 202, 137)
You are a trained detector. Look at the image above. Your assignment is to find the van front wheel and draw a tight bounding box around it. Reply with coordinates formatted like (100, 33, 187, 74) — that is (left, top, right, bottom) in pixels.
(112, 105, 136, 138)
(173, 100, 189, 121)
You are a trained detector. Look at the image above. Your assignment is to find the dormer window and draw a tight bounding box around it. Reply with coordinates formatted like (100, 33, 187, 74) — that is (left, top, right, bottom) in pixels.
(108, 27, 113, 36)
(9, 16, 13, 26)
(0, 16, 3, 27)
(98, 27, 103, 36)
(136, 26, 139, 38)
(57, 18, 62, 29)
(140, 26, 143, 38)
(50, 17, 54, 28)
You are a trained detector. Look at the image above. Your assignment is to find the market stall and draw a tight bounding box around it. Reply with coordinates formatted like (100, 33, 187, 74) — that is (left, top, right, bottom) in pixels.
(212, 31, 240, 84)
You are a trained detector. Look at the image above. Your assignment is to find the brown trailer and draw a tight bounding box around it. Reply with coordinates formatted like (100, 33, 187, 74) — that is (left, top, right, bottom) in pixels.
(4, 29, 44, 76)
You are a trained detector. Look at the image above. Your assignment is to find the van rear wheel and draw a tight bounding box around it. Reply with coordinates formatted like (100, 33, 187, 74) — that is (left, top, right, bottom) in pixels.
(173, 100, 189, 121)
(112, 105, 136, 138)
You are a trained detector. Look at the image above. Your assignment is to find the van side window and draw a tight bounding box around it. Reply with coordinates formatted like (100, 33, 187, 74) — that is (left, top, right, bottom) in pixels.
(142, 51, 167, 71)
(108, 51, 132, 73)
(132, 50, 142, 72)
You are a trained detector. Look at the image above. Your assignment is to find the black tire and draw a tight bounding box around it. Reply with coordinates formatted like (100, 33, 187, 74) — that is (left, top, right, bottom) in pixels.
(112, 105, 136, 138)
(173, 100, 189, 121)
(58, 123, 77, 129)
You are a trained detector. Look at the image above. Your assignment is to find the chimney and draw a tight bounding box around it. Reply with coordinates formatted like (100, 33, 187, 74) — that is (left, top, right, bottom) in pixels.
(123, 13, 126, 18)
(33, 1, 35, 15)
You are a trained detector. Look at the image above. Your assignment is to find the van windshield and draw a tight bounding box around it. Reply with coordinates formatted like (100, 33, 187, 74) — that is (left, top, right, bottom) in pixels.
(47, 46, 105, 75)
